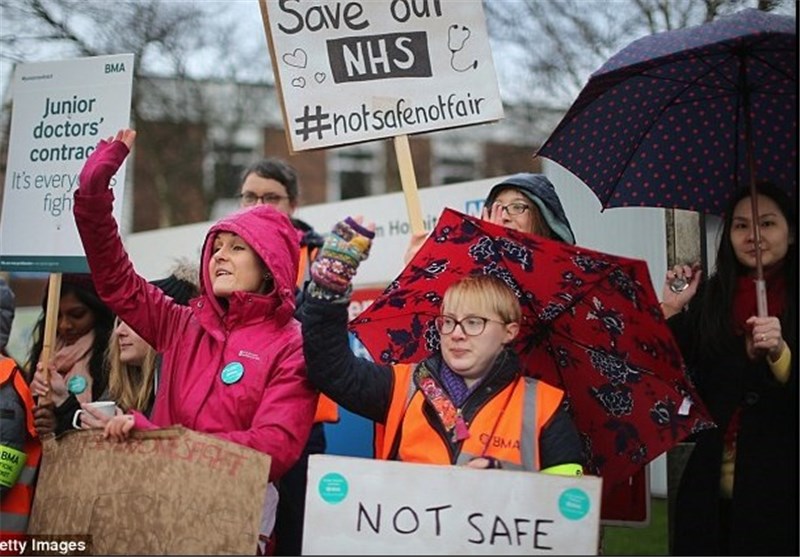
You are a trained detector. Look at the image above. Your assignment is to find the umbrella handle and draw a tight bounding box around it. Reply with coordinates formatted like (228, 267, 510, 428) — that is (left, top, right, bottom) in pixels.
(755, 279, 768, 318)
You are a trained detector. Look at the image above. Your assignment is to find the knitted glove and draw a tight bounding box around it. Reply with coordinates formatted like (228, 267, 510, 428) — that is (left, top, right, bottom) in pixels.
(309, 217, 375, 300)
(78, 139, 130, 196)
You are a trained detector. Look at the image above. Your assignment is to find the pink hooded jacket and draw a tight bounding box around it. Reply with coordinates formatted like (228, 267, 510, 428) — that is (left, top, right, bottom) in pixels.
(74, 183, 317, 481)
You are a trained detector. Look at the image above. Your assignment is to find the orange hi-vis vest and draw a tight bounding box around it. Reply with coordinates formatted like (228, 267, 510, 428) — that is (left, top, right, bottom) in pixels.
(374, 363, 565, 470)
(297, 244, 339, 425)
(313, 394, 339, 424)
(0, 357, 41, 537)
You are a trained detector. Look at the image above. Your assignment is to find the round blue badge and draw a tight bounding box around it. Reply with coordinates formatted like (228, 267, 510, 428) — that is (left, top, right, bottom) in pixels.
(220, 362, 245, 385)
(318, 473, 348, 505)
(558, 488, 591, 521)
(67, 375, 88, 395)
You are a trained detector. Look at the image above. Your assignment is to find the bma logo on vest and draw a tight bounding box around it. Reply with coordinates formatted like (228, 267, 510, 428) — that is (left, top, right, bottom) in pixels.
(479, 433, 520, 450)
(1, 450, 20, 464)
(105, 63, 126, 73)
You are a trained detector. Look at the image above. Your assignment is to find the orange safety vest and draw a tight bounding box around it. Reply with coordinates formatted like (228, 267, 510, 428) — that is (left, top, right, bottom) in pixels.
(374, 363, 564, 470)
(297, 244, 339, 425)
(0, 357, 41, 537)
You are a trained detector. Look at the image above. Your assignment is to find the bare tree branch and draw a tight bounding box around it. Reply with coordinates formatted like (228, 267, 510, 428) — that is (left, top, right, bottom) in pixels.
(485, 0, 795, 108)
(0, 0, 272, 227)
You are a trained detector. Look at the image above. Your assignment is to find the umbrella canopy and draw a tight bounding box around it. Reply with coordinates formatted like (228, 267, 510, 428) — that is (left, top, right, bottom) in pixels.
(536, 8, 797, 215)
(350, 208, 715, 493)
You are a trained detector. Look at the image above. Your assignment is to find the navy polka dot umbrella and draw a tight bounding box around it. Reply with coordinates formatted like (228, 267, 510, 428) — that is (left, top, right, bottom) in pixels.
(537, 8, 796, 313)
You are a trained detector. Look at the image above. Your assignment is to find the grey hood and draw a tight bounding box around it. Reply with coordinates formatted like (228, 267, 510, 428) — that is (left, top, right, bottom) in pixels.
(485, 173, 576, 245)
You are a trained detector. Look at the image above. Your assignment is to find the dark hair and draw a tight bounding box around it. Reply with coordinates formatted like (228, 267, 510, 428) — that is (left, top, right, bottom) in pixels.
(695, 181, 797, 353)
(240, 158, 299, 204)
(25, 278, 115, 399)
(150, 259, 200, 306)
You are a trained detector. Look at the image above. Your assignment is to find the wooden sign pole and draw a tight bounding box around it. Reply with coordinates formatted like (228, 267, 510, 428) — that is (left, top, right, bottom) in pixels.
(38, 272, 62, 406)
(393, 135, 425, 235)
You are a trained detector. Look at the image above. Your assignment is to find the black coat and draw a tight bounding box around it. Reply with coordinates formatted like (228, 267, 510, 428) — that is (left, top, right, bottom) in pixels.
(669, 285, 798, 555)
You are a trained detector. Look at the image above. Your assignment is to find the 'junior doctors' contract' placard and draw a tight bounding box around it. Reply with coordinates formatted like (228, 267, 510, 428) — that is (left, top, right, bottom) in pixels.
(262, 0, 503, 152)
(303, 455, 602, 555)
(0, 53, 134, 273)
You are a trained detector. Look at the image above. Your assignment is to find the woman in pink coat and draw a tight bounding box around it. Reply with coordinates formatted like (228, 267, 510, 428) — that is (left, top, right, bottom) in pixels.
(73, 129, 317, 483)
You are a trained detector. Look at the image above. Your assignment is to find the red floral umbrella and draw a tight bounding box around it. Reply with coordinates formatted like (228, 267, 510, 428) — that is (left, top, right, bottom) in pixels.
(350, 208, 714, 495)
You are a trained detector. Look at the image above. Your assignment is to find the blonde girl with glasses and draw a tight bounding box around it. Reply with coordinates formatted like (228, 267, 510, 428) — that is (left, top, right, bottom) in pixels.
(302, 217, 584, 474)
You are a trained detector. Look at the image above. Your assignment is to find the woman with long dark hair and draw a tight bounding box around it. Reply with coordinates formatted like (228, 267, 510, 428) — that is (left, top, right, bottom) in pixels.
(662, 182, 797, 555)
(27, 274, 114, 434)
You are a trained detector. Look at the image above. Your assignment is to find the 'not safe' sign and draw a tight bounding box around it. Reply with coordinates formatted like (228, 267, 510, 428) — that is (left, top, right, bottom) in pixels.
(303, 455, 602, 555)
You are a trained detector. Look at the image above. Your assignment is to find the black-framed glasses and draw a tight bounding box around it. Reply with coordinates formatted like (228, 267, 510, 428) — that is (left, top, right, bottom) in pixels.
(238, 192, 289, 206)
(434, 315, 507, 336)
(498, 202, 532, 216)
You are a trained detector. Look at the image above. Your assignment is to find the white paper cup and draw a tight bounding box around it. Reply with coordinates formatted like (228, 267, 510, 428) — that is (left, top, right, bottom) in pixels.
(72, 401, 119, 429)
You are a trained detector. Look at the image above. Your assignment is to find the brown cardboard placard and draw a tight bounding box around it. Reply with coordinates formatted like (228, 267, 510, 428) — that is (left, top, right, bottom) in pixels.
(28, 427, 270, 555)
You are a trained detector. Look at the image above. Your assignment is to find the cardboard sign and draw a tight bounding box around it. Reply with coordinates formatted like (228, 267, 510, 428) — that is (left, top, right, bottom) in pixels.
(0, 54, 134, 273)
(28, 427, 271, 555)
(261, 0, 503, 152)
(303, 455, 602, 555)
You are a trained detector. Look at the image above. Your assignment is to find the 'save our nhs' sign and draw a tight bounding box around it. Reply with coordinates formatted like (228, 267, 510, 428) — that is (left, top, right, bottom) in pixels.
(261, 0, 503, 152)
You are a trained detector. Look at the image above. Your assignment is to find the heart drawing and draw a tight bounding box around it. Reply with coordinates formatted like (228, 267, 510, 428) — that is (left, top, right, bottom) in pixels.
(282, 48, 308, 69)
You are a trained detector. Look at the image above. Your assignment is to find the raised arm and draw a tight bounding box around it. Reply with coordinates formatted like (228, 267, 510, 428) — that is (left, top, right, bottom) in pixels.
(73, 129, 189, 352)
(301, 217, 394, 423)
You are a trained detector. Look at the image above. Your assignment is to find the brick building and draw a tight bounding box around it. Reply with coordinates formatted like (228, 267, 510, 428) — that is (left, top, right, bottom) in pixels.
(1, 76, 564, 307)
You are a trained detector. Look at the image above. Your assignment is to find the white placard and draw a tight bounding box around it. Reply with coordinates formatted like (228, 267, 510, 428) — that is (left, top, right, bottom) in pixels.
(0, 54, 134, 273)
(262, 0, 503, 151)
(303, 455, 602, 555)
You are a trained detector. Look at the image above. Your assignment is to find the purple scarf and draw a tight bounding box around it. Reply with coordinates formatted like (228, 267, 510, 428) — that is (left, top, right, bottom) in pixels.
(439, 361, 478, 407)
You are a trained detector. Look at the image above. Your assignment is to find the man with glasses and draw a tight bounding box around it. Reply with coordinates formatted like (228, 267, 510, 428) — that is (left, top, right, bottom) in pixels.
(238, 158, 338, 556)
(238, 157, 327, 324)
(302, 216, 584, 480)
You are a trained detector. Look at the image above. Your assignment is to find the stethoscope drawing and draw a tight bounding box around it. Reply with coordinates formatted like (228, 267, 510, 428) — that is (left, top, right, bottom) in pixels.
(448, 24, 478, 72)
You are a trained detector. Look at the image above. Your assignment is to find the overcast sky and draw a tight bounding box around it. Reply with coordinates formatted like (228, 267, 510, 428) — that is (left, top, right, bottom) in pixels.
(1, 1, 796, 106)
(0, 0, 534, 104)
